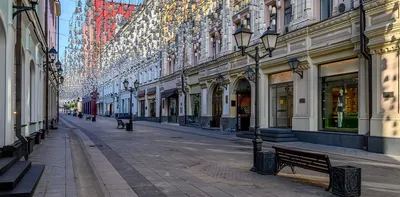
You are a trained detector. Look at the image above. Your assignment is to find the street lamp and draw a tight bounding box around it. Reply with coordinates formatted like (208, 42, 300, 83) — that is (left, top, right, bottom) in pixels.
(234, 25, 279, 172)
(123, 79, 139, 131)
(216, 74, 227, 89)
(288, 58, 303, 78)
(49, 47, 57, 62)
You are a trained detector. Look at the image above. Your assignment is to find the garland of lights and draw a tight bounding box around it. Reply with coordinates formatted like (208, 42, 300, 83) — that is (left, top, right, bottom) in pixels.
(60, 0, 257, 104)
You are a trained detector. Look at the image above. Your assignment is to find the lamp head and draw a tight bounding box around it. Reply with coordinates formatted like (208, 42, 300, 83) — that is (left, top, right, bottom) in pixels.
(123, 79, 129, 90)
(288, 58, 300, 71)
(261, 27, 279, 54)
(134, 80, 139, 90)
(233, 24, 253, 54)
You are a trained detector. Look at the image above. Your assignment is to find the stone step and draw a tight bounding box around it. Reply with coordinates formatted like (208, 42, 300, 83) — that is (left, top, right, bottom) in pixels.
(0, 161, 31, 191)
(262, 137, 298, 142)
(260, 128, 293, 134)
(0, 164, 45, 197)
(0, 157, 18, 176)
(260, 132, 296, 138)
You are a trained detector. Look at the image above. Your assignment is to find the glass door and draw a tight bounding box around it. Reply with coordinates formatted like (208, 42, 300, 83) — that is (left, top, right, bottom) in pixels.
(269, 83, 293, 128)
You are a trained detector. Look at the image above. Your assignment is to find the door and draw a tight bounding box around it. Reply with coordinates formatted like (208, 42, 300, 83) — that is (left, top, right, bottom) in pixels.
(168, 97, 178, 123)
(237, 92, 251, 131)
(269, 83, 293, 128)
(212, 85, 223, 127)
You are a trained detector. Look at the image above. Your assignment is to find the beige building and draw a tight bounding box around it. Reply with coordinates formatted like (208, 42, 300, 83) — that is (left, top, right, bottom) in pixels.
(159, 0, 400, 155)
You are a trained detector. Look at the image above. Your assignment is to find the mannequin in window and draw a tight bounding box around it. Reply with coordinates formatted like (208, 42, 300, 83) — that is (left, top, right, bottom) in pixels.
(337, 88, 344, 128)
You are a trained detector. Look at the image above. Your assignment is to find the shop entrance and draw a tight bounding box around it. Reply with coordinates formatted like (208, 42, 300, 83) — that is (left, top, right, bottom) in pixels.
(236, 79, 251, 131)
(168, 96, 178, 123)
(269, 82, 293, 128)
(211, 85, 223, 127)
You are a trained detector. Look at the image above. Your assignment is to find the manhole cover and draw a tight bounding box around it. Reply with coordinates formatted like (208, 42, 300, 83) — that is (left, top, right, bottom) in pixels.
(171, 137, 183, 139)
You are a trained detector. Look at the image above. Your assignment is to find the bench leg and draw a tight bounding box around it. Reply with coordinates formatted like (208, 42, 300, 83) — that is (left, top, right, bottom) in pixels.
(326, 173, 332, 191)
(290, 165, 296, 174)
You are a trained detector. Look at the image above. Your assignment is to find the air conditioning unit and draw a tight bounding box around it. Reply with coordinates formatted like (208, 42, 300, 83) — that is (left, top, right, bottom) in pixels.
(338, 0, 353, 14)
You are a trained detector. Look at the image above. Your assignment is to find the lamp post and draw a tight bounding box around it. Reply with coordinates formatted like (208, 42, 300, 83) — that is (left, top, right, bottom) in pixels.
(233, 25, 279, 172)
(56, 60, 62, 123)
(123, 79, 139, 131)
(46, 47, 57, 131)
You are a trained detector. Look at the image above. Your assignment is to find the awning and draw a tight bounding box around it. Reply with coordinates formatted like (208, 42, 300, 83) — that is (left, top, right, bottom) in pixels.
(161, 88, 178, 98)
(147, 87, 156, 96)
(137, 90, 145, 97)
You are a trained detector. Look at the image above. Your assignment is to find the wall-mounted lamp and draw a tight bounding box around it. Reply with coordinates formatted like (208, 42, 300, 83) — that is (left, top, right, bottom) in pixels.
(288, 58, 303, 79)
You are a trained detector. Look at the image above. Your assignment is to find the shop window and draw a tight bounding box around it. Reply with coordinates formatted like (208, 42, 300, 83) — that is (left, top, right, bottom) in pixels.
(321, 73, 358, 131)
(190, 94, 201, 123)
(320, 0, 333, 21)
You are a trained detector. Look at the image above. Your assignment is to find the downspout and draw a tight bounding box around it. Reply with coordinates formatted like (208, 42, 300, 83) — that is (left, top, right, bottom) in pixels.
(359, 0, 372, 150)
(159, 51, 163, 123)
(15, 0, 28, 160)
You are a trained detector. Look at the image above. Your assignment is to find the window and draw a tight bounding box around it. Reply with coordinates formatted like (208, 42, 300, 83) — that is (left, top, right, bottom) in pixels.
(320, 0, 333, 20)
(284, 0, 292, 26)
(321, 73, 358, 131)
(148, 69, 152, 81)
(212, 36, 217, 59)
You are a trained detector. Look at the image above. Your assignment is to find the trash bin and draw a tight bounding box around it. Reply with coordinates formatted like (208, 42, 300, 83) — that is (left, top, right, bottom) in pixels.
(125, 123, 132, 131)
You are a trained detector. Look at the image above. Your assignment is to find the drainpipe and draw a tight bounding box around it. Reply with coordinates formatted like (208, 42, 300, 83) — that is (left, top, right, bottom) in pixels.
(159, 51, 163, 123)
(359, 0, 372, 150)
(181, 70, 187, 125)
(15, 0, 28, 160)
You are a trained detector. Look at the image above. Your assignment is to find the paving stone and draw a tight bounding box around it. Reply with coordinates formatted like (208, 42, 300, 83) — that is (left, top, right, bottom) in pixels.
(61, 115, 400, 197)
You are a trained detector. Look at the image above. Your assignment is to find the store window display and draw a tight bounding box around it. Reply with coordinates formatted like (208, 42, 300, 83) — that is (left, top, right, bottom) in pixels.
(321, 73, 358, 131)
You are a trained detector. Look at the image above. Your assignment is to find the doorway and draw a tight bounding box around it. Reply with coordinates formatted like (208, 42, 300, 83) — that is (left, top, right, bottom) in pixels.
(269, 82, 293, 128)
(236, 79, 251, 131)
(212, 85, 223, 127)
(168, 96, 178, 123)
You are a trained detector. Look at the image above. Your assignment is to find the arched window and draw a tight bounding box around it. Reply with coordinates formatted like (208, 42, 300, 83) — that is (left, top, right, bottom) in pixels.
(30, 61, 35, 122)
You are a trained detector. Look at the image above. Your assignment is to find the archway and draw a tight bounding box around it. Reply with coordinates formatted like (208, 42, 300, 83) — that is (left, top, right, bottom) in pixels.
(235, 79, 251, 131)
(211, 85, 223, 127)
(0, 16, 6, 146)
(29, 60, 35, 122)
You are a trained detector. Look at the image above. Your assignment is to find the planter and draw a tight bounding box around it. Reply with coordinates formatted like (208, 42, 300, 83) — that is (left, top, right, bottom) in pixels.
(332, 165, 361, 197)
(35, 131, 42, 144)
(256, 151, 276, 175)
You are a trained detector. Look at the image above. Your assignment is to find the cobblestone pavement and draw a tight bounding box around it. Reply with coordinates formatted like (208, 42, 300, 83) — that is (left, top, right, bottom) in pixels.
(62, 115, 400, 197)
(31, 123, 77, 197)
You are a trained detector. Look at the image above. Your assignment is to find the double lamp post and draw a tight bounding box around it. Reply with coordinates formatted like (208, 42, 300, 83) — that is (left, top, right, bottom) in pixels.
(123, 79, 140, 131)
(229, 25, 279, 172)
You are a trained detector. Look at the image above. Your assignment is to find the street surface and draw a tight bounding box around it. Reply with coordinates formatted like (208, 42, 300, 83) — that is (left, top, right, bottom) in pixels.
(59, 114, 400, 197)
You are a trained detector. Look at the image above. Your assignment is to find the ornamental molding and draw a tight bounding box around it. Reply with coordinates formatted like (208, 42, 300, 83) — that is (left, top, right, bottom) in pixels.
(364, 0, 398, 12)
(370, 43, 399, 54)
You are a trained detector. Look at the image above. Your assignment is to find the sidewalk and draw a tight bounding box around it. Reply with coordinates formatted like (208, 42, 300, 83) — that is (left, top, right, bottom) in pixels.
(97, 116, 400, 165)
(30, 123, 77, 197)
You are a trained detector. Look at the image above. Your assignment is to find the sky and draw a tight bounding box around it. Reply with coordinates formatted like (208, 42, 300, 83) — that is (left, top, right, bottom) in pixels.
(58, 0, 142, 59)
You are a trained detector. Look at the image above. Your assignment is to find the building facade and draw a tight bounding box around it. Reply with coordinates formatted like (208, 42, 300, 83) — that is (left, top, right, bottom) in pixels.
(92, 0, 400, 155)
(0, 0, 61, 147)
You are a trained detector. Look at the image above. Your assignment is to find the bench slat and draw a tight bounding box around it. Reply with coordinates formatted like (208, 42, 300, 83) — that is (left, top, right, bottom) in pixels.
(278, 158, 330, 174)
(278, 155, 329, 169)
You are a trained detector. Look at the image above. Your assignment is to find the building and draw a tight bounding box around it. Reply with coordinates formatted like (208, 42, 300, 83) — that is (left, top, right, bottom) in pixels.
(0, 0, 61, 149)
(92, 0, 400, 155)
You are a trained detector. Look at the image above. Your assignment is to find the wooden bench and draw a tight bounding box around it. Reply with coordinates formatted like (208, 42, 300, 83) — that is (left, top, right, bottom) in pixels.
(273, 146, 332, 191)
(86, 116, 92, 121)
(117, 119, 126, 129)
